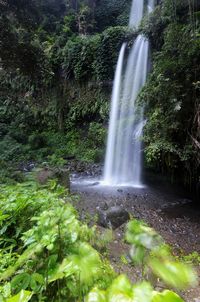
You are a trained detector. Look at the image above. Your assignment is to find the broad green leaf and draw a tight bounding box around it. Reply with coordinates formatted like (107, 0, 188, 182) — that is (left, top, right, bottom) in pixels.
(6, 290, 32, 302)
(66, 243, 101, 285)
(129, 245, 145, 264)
(126, 220, 162, 250)
(132, 282, 153, 302)
(152, 290, 184, 302)
(0, 213, 9, 223)
(30, 273, 44, 292)
(86, 288, 107, 302)
(48, 260, 75, 283)
(107, 275, 133, 302)
(11, 274, 31, 292)
(149, 259, 197, 289)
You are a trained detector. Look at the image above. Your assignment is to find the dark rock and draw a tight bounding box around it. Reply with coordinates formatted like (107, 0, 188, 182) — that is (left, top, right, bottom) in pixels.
(63, 155, 76, 160)
(90, 182, 100, 186)
(98, 206, 129, 229)
(117, 189, 123, 193)
(99, 201, 109, 211)
(19, 161, 36, 172)
(66, 160, 103, 178)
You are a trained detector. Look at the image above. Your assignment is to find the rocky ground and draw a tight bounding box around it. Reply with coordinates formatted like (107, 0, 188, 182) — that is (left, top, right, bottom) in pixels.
(70, 171, 200, 302)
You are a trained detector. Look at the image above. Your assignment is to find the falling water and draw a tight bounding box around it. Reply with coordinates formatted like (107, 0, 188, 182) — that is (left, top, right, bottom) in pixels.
(104, 0, 154, 186)
(129, 0, 144, 28)
(104, 43, 126, 182)
(148, 0, 155, 13)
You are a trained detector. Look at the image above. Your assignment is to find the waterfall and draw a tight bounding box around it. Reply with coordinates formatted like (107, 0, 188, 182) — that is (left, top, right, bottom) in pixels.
(104, 43, 126, 183)
(104, 0, 154, 186)
(148, 0, 155, 13)
(129, 0, 144, 28)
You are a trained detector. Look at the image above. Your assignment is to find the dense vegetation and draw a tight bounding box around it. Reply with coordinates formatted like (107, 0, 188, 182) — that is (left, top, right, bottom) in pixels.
(0, 178, 197, 301)
(0, 0, 199, 193)
(140, 0, 200, 189)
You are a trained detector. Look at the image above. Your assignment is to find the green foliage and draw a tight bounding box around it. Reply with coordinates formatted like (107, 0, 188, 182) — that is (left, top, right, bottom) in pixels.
(0, 181, 66, 241)
(126, 220, 163, 264)
(141, 5, 168, 50)
(149, 258, 197, 290)
(0, 121, 107, 167)
(1, 0, 199, 190)
(0, 136, 27, 163)
(94, 0, 132, 31)
(46, 154, 66, 167)
(178, 251, 200, 265)
(0, 180, 198, 302)
(61, 26, 133, 81)
(86, 275, 185, 302)
(6, 290, 33, 302)
(0, 181, 115, 301)
(93, 229, 113, 253)
(65, 86, 109, 128)
(140, 9, 200, 183)
(93, 26, 134, 81)
(28, 133, 47, 150)
(0, 0, 133, 168)
(42, 125, 106, 163)
(125, 220, 197, 290)
(0, 0, 200, 300)
(62, 35, 100, 81)
(86, 220, 197, 302)
(152, 290, 184, 302)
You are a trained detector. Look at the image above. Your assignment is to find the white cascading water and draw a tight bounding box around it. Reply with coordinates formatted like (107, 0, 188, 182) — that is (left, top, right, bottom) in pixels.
(129, 0, 144, 28)
(104, 0, 154, 187)
(103, 43, 126, 181)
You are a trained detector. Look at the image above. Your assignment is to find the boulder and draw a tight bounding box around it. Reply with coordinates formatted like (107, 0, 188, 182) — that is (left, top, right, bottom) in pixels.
(35, 167, 70, 190)
(98, 206, 129, 229)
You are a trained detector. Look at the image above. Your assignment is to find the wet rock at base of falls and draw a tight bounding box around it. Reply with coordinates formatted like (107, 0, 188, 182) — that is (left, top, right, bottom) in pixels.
(66, 160, 103, 177)
(89, 182, 100, 187)
(97, 206, 129, 229)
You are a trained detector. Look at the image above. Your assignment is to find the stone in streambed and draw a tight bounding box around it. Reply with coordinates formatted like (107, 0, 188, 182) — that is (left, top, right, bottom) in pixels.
(97, 206, 129, 229)
(90, 182, 100, 186)
(96, 201, 109, 211)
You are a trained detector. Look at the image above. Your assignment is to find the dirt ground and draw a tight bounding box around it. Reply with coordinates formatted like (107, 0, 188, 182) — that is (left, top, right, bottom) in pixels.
(71, 176, 200, 302)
